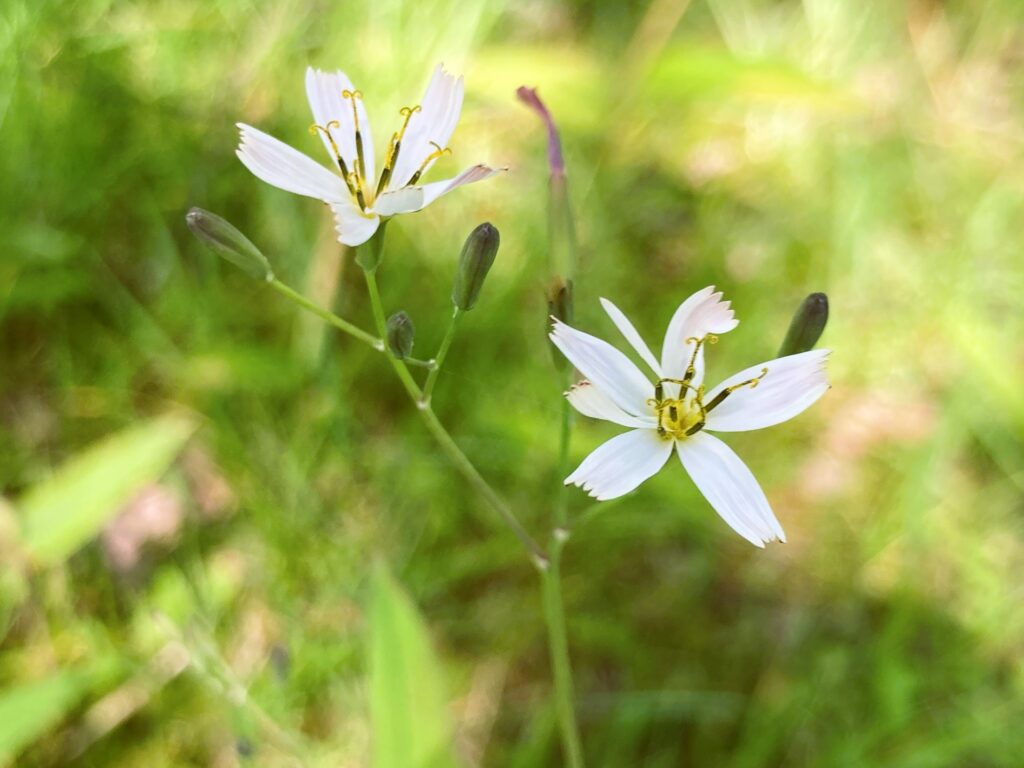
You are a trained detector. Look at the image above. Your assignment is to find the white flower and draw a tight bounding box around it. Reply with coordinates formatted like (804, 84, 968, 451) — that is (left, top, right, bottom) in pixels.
(549, 286, 830, 547)
(236, 65, 503, 247)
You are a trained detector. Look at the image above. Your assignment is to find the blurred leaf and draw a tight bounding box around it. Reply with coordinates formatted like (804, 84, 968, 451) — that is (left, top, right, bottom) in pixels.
(369, 562, 456, 768)
(17, 414, 196, 567)
(0, 670, 86, 766)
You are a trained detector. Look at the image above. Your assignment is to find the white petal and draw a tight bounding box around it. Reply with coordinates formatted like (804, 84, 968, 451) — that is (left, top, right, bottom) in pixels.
(304, 68, 375, 184)
(371, 187, 422, 217)
(390, 65, 464, 189)
(660, 286, 739, 393)
(566, 381, 657, 429)
(676, 432, 785, 547)
(566, 429, 673, 501)
(236, 124, 347, 201)
(330, 200, 380, 247)
(549, 319, 654, 416)
(376, 164, 503, 215)
(704, 349, 830, 432)
(599, 297, 661, 376)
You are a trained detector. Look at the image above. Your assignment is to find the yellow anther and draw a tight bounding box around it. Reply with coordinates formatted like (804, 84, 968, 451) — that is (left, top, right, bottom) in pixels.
(745, 367, 769, 389)
(309, 120, 343, 157)
(381, 105, 421, 177)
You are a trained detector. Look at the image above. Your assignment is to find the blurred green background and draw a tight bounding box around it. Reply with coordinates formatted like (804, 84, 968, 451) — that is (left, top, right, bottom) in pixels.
(2, 0, 1024, 765)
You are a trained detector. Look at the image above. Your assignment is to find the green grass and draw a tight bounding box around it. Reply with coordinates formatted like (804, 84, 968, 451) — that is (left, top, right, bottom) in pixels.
(2, 0, 1024, 765)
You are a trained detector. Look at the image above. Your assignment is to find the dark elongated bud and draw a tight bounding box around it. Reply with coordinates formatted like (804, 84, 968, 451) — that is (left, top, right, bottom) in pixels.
(546, 277, 573, 324)
(778, 292, 829, 357)
(452, 223, 499, 311)
(385, 311, 415, 359)
(186, 208, 273, 280)
(547, 278, 574, 371)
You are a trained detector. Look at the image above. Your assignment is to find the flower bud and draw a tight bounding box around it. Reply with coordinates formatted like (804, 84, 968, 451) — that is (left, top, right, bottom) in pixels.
(546, 277, 573, 324)
(385, 311, 415, 359)
(452, 223, 499, 311)
(186, 208, 273, 280)
(547, 278, 574, 371)
(778, 292, 829, 357)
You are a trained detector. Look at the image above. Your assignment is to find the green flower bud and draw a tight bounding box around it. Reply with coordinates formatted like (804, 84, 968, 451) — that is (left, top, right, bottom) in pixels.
(547, 277, 574, 371)
(385, 311, 415, 360)
(186, 208, 273, 280)
(452, 223, 499, 311)
(546, 277, 573, 324)
(778, 292, 829, 357)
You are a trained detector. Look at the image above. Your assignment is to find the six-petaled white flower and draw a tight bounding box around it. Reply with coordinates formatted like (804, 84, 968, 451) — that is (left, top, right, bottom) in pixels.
(236, 65, 503, 246)
(550, 287, 830, 547)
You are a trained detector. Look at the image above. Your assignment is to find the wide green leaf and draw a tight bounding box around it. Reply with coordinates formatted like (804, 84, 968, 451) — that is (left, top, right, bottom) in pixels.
(0, 670, 86, 765)
(17, 413, 196, 567)
(369, 562, 457, 768)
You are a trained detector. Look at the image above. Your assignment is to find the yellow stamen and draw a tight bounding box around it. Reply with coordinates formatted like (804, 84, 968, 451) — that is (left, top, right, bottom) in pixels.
(376, 105, 421, 197)
(407, 141, 451, 186)
(342, 90, 367, 186)
(650, 358, 768, 440)
(309, 121, 357, 198)
(703, 367, 769, 413)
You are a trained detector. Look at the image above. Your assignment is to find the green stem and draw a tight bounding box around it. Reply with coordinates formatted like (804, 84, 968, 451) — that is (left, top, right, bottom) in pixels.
(546, 390, 584, 765)
(269, 278, 382, 351)
(543, 535, 584, 768)
(555, 397, 573, 527)
(421, 307, 462, 405)
(360, 263, 548, 569)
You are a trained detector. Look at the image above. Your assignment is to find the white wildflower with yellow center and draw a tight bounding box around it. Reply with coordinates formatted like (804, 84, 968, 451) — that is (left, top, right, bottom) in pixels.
(236, 65, 503, 246)
(550, 286, 830, 547)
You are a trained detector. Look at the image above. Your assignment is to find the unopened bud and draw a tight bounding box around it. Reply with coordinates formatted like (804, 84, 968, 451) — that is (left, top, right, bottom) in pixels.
(385, 311, 415, 359)
(452, 223, 499, 311)
(186, 208, 273, 280)
(778, 292, 829, 357)
(546, 277, 573, 324)
(547, 278, 574, 371)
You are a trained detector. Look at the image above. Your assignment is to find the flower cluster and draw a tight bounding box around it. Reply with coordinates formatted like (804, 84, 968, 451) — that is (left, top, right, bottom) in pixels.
(230, 64, 831, 548)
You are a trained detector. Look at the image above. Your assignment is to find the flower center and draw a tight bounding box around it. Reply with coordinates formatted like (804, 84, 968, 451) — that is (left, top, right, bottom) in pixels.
(649, 334, 768, 441)
(654, 395, 705, 440)
(310, 93, 452, 214)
